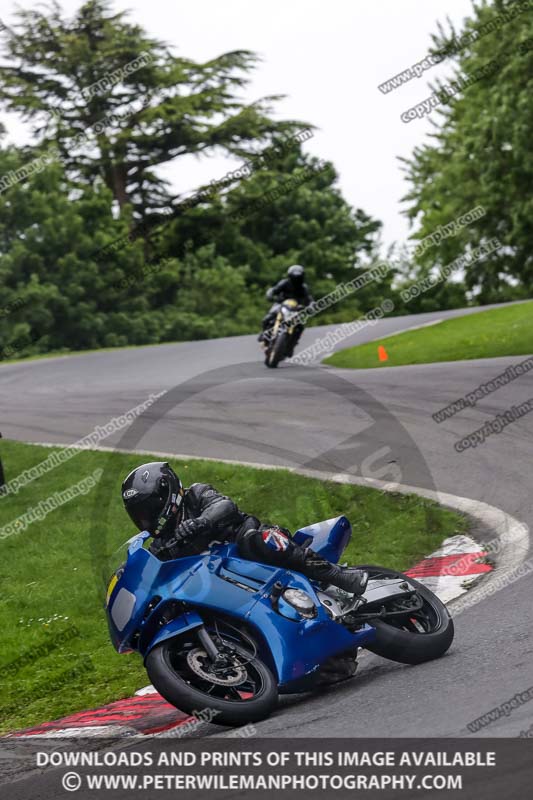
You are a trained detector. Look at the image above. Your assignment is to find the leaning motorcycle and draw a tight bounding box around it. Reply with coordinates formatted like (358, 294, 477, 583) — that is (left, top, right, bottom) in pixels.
(263, 299, 304, 368)
(106, 515, 454, 727)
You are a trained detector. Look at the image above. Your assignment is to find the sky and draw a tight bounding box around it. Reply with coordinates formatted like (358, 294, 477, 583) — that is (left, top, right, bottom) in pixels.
(0, 0, 476, 252)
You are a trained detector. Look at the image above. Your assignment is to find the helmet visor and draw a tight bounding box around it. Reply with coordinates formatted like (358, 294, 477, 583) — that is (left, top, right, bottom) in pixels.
(126, 492, 168, 533)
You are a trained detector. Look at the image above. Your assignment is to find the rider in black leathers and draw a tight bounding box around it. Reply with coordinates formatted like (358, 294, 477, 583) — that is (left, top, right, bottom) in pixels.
(121, 462, 368, 596)
(259, 264, 313, 353)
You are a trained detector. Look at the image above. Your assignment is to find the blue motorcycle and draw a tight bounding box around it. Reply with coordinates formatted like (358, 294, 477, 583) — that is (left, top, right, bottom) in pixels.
(106, 515, 454, 726)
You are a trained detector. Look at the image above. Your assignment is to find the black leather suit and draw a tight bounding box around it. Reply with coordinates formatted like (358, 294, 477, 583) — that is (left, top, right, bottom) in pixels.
(149, 482, 338, 582)
(267, 277, 313, 307)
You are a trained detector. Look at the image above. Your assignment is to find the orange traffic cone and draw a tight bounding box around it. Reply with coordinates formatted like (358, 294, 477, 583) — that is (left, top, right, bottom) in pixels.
(378, 345, 388, 362)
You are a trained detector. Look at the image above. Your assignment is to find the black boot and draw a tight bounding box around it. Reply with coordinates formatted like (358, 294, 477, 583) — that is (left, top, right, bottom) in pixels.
(319, 564, 369, 595)
(289, 547, 368, 596)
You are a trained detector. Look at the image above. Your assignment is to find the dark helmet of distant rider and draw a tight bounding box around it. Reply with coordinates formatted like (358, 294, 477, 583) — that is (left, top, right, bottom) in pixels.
(287, 264, 305, 287)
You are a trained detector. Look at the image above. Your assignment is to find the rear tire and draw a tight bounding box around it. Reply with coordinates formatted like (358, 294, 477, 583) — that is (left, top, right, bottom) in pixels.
(358, 565, 454, 665)
(145, 636, 278, 726)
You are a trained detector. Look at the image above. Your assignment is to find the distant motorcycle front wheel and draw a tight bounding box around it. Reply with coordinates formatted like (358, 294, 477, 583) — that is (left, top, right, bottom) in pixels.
(265, 331, 289, 368)
(145, 625, 278, 726)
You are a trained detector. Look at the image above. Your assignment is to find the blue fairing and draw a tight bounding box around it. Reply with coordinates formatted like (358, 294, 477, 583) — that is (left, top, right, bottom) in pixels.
(106, 518, 376, 691)
(293, 514, 351, 563)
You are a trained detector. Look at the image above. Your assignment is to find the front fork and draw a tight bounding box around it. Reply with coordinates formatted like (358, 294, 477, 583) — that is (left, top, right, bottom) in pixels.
(196, 625, 239, 674)
(197, 625, 220, 661)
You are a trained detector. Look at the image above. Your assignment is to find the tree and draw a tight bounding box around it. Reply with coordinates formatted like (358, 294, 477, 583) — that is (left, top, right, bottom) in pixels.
(0, 139, 144, 357)
(0, 2, 387, 359)
(157, 138, 389, 325)
(0, 133, 268, 355)
(401, 0, 533, 302)
(0, 0, 304, 220)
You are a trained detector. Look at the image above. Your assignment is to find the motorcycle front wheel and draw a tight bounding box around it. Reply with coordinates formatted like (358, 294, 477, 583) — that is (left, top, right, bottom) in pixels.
(145, 624, 278, 726)
(265, 331, 288, 368)
(358, 565, 454, 665)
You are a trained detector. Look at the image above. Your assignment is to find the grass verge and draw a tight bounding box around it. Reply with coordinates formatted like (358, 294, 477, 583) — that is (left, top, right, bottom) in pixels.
(0, 439, 468, 733)
(323, 301, 533, 370)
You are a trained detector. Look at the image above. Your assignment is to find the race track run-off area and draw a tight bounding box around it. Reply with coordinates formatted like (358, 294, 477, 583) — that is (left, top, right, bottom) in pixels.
(1, 305, 532, 740)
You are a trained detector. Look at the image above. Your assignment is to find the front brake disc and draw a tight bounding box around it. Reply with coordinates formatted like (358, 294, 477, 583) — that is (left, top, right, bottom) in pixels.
(186, 647, 247, 686)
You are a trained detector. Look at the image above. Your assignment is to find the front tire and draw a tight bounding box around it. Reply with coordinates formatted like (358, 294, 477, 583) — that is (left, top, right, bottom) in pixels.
(266, 331, 288, 368)
(145, 633, 278, 727)
(359, 566, 454, 665)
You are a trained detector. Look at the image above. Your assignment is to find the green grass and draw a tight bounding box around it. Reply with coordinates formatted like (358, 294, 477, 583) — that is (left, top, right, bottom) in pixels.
(0, 439, 467, 733)
(324, 301, 533, 370)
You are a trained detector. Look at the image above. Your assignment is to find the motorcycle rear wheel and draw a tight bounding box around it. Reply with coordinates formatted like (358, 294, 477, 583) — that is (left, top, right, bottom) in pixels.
(145, 627, 278, 727)
(357, 565, 454, 665)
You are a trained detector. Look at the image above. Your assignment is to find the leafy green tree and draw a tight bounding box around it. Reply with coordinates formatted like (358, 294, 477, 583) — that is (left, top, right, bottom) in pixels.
(0, 142, 261, 356)
(401, 0, 533, 302)
(0, 140, 146, 356)
(386, 243, 468, 313)
(0, 2, 388, 358)
(157, 140, 389, 326)
(0, 0, 303, 219)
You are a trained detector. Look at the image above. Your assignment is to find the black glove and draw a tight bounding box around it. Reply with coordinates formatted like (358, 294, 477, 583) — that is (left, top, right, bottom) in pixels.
(151, 518, 209, 560)
(174, 518, 207, 544)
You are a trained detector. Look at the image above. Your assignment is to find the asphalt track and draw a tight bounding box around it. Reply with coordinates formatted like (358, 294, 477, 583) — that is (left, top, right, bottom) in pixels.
(1, 301, 533, 741)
